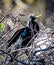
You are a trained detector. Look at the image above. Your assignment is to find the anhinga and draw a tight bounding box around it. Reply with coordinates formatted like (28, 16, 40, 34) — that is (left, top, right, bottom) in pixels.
(7, 15, 40, 49)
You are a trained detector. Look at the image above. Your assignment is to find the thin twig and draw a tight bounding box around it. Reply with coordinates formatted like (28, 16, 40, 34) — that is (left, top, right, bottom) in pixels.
(0, 50, 30, 65)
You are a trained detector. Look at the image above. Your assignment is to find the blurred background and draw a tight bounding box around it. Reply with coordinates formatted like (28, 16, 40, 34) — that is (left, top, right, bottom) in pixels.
(0, 0, 54, 27)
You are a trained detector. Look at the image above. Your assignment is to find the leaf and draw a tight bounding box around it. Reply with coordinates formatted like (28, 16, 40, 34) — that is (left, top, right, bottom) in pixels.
(0, 23, 4, 31)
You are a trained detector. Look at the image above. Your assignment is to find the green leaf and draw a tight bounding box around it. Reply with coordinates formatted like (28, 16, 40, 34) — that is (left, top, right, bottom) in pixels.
(0, 23, 4, 31)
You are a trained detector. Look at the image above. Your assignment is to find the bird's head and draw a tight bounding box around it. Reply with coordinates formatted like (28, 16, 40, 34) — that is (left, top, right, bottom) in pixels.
(30, 15, 36, 21)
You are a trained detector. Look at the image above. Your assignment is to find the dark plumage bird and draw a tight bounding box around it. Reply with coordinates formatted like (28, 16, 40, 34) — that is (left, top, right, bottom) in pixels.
(7, 15, 40, 48)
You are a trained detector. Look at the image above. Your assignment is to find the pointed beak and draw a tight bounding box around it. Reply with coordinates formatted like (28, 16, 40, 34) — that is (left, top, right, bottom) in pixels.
(36, 15, 42, 18)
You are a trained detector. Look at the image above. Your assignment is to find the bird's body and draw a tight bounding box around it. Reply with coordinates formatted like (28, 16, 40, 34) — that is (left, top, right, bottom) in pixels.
(7, 27, 31, 48)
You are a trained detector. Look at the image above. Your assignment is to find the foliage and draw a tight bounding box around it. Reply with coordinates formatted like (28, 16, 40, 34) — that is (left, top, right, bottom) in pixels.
(0, 23, 4, 32)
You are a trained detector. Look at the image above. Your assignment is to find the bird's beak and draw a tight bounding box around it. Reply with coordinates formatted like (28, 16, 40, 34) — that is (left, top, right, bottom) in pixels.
(36, 15, 42, 18)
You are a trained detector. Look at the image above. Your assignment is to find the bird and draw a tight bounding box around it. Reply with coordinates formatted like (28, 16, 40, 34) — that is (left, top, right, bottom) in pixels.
(6, 15, 40, 64)
(7, 15, 40, 49)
